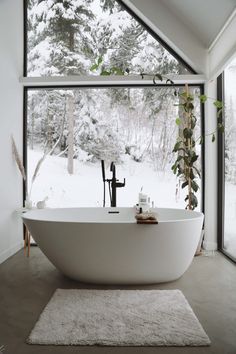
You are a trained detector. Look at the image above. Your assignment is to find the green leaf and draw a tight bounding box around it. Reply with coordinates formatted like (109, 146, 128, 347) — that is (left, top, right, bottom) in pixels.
(182, 181, 188, 189)
(199, 136, 204, 145)
(111, 67, 124, 75)
(191, 180, 199, 192)
(176, 155, 184, 162)
(183, 128, 193, 139)
(97, 56, 103, 65)
(217, 123, 225, 133)
(100, 70, 111, 76)
(177, 169, 183, 177)
(199, 94, 207, 103)
(171, 163, 178, 174)
(213, 100, 223, 109)
(193, 166, 201, 177)
(217, 108, 223, 117)
(187, 94, 194, 101)
(191, 117, 197, 129)
(184, 195, 189, 202)
(190, 168, 195, 180)
(173, 141, 182, 152)
(90, 63, 99, 71)
(175, 118, 181, 126)
(154, 73, 163, 81)
(190, 193, 198, 209)
(212, 133, 215, 142)
(186, 102, 194, 111)
(190, 154, 198, 164)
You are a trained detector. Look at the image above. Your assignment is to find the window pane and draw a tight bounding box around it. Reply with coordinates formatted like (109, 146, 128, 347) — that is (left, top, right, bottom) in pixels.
(26, 87, 201, 209)
(26, 0, 191, 76)
(224, 58, 236, 258)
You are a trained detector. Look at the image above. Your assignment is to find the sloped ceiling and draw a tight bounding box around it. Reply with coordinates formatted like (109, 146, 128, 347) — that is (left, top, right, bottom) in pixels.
(124, 0, 236, 75)
(159, 0, 236, 48)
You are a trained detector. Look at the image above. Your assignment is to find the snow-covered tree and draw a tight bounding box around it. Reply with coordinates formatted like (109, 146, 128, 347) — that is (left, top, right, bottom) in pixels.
(28, 0, 94, 75)
(26, 0, 194, 175)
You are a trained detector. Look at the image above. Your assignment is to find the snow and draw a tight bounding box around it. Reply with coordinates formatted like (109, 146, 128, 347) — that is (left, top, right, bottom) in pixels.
(27, 0, 185, 77)
(27, 150, 200, 210)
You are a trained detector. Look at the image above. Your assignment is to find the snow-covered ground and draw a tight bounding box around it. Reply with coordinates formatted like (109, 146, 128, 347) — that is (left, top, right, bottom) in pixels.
(27, 150, 200, 210)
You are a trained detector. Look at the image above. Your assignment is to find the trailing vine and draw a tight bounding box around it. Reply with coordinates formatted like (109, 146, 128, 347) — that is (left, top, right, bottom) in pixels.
(171, 85, 200, 210)
(171, 84, 223, 210)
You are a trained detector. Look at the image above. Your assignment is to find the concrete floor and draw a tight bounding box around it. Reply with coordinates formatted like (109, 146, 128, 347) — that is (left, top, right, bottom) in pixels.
(0, 248, 236, 354)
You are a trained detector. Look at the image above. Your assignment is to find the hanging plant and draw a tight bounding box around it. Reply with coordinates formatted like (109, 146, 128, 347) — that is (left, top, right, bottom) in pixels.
(171, 84, 223, 210)
(139, 78, 223, 210)
(171, 85, 200, 210)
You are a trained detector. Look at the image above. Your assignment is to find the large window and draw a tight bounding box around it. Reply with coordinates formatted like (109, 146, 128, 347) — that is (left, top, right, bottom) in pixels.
(218, 57, 236, 261)
(24, 0, 203, 211)
(25, 86, 202, 209)
(25, 0, 193, 76)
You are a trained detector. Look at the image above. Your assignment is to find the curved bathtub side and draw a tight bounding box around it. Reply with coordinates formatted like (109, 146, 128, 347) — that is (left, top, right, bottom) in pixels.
(23, 214, 203, 285)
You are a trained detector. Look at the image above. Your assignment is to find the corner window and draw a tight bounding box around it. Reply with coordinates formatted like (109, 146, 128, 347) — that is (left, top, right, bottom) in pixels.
(218, 57, 236, 261)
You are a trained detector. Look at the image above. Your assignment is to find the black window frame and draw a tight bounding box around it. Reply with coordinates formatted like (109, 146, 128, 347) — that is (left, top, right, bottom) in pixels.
(217, 72, 236, 263)
(23, 83, 205, 213)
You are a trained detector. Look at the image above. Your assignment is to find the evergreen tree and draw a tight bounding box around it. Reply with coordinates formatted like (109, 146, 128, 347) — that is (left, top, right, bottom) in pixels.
(28, 0, 95, 75)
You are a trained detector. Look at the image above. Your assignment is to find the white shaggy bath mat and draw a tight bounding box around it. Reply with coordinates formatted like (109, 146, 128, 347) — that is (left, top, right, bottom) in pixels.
(27, 289, 210, 346)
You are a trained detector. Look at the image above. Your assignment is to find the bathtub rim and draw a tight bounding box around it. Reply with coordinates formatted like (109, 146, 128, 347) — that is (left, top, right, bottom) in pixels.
(22, 207, 204, 224)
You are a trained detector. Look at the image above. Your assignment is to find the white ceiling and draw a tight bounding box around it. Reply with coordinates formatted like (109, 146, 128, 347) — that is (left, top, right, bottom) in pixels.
(159, 0, 236, 48)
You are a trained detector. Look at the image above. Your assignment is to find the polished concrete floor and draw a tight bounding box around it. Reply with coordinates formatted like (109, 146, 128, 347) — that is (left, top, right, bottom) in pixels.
(0, 248, 236, 354)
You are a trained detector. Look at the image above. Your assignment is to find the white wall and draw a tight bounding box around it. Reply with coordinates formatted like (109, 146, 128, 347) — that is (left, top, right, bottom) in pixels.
(124, 0, 208, 75)
(0, 0, 24, 263)
(209, 10, 236, 79)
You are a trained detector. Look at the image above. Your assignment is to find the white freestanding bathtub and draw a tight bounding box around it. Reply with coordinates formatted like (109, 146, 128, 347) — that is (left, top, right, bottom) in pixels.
(22, 207, 203, 284)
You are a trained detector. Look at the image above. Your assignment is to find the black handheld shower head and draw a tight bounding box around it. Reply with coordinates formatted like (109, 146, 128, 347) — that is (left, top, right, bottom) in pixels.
(101, 160, 105, 182)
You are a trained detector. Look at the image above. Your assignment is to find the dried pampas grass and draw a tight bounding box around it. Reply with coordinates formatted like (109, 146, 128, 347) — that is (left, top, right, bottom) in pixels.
(11, 135, 26, 181)
(11, 135, 48, 201)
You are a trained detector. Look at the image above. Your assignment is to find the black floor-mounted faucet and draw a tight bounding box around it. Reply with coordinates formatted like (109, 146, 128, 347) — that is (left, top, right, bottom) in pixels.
(101, 160, 125, 207)
(110, 162, 125, 207)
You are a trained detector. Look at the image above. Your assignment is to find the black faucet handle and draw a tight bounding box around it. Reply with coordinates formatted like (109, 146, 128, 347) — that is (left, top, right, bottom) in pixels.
(116, 178, 125, 188)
